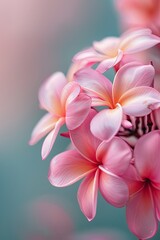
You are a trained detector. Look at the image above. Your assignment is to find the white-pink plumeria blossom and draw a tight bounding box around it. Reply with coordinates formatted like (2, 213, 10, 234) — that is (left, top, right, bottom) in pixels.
(48, 109, 132, 221)
(29, 72, 91, 160)
(125, 130, 160, 239)
(75, 62, 160, 141)
(73, 28, 160, 73)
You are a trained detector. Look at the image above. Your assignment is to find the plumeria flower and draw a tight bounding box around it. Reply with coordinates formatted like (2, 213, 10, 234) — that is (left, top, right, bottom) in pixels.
(115, 45, 160, 93)
(29, 72, 91, 160)
(26, 197, 73, 240)
(126, 130, 160, 239)
(73, 28, 160, 73)
(75, 62, 160, 141)
(48, 109, 132, 221)
(115, 0, 160, 36)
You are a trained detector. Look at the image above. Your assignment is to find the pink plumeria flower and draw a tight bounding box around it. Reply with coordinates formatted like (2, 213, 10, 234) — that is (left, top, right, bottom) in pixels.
(126, 130, 160, 239)
(115, 45, 160, 92)
(73, 28, 160, 73)
(29, 72, 91, 160)
(26, 197, 73, 240)
(115, 0, 160, 36)
(75, 62, 160, 141)
(48, 109, 132, 221)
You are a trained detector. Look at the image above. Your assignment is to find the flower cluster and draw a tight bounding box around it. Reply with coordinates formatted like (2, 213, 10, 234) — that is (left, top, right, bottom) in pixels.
(30, 2, 160, 239)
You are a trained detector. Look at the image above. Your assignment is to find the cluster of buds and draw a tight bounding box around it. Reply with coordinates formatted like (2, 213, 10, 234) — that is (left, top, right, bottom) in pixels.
(30, 2, 160, 239)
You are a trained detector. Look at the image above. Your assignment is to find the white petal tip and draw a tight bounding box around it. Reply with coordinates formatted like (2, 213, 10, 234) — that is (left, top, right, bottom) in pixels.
(41, 152, 48, 161)
(87, 217, 93, 222)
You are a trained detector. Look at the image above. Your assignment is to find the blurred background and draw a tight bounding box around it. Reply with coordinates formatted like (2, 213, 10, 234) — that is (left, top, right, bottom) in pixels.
(0, 0, 159, 239)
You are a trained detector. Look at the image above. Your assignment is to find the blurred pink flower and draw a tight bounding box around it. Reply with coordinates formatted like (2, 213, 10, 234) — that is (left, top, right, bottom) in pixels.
(24, 197, 73, 240)
(115, 0, 160, 35)
(73, 28, 160, 72)
(29, 72, 91, 159)
(25, 197, 127, 240)
(126, 130, 160, 239)
(75, 62, 160, 141)
(49, 109, 132, 221)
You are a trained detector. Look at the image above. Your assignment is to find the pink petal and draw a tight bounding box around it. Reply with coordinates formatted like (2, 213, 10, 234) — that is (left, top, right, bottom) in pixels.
(124, 164, 144, 197)
(90, 105, 123, 141)
(75, 68, 113, 108)
(154, 73, 160, 92)
(96, 50, 123, 73)
(60, 131, 70, 138)
(70, 109, 100, 162)
(120, 28, 160, 54)
(66, 93, 91, 130)
(96, 137, 132, 176)
(41, 118, 64, 160)
(77, 170, 99, 221)
(99, 169, 129, 207)
(39, 72, 67, 115)
(152, 185, 160, 221)
(120, 86, 160, 116)
(48, 150, 96, 187)
(134, 130, 160, 182)
(66, 62, 86, 82)
(73, 47, 103, 66)
(113, 62, 155, 103)
(61, 82, 80, 107)
(29, 113, 57, 145)
(93, 37, 119, 55)
(126, 185, 158, 239)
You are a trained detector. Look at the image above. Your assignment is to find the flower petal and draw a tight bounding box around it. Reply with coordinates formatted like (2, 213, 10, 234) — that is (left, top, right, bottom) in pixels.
(120, 28, 160, 54)
(134, 130, 160, 182)
(39, 72, 67, 115)
(126, 185, 158, 239)
(70, 109, 100, 162)
(29, 113, 57, 145)
(93, 37, 119, 55)
(61, 82, 80, 107)
(99, 169, 129, 207)
(48, 150, 96, 187)
(66, 62, 86, 82)
(96, 137, 132, 175)
(154, 73, 160, 92)
(41, 118, 64, 160)
(152, 186, 160, 221)
(113, 62, 155, 103)
(66, 93, 91, 130)
(90, 105, 123, 141)
(77, 170, 99, 221)
(96, 50, 123, 73)
(75, 68, 113, 108)
(120, 86, 160, 116)
(73, 47, 103, 66)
